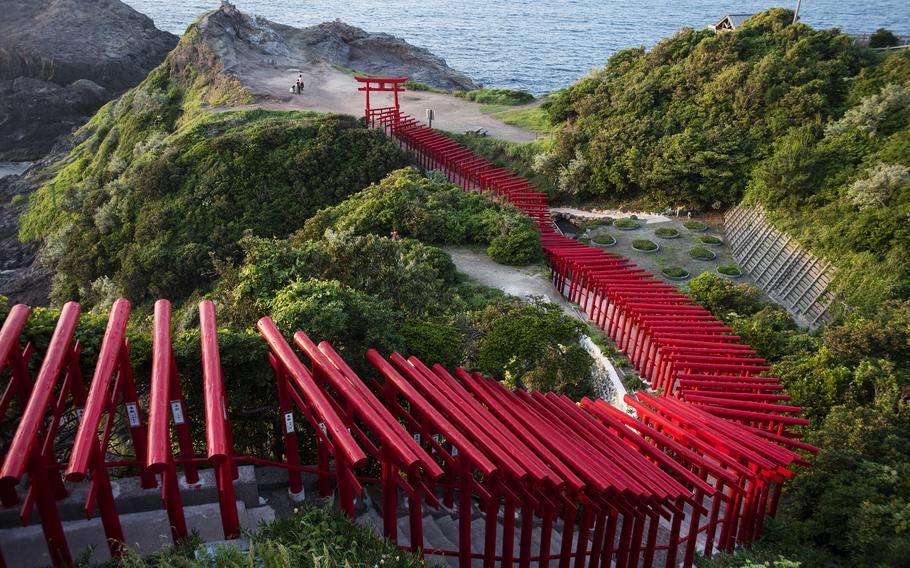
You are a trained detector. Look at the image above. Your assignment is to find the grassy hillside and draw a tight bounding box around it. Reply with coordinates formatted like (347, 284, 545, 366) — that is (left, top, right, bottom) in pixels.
(20, 22, 409, 303)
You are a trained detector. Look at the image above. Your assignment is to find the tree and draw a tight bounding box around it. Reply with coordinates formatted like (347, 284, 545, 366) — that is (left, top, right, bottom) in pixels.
(846, 162, 909, 209)
(869, 28, 899, 49)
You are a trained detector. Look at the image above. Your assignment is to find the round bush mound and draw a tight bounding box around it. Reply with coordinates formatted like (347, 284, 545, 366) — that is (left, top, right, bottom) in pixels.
(683, 220, 707, 231)
(689, 246, 716, 260)
(654, 227, 680, 238)
(614, 218, 641, 230)
(662, 266, 690, 280)
(700, 235, 722, 245)
(631, 239, 659, 252)
(718, 263, 743, 277)
(592, 234, 616, 246)
(585, 218, 613, 228)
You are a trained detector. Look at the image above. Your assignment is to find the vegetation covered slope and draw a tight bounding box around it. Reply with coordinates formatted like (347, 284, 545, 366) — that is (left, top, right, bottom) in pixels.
(20, 23, 409, 303)
(301, 167, 542, 265)
(537, 9, 873, 209)
(687, 274, 910, 567)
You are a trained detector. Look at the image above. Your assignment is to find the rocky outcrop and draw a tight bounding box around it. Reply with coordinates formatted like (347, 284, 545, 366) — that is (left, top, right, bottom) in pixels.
(197, 3, 475, 91)
(0, 0, 178, 160)
(0, 77, 110, 160)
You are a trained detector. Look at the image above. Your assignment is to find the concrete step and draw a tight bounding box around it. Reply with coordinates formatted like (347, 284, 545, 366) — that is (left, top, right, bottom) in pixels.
(0, 466, 260, 529)
(0, 500, 274, 568)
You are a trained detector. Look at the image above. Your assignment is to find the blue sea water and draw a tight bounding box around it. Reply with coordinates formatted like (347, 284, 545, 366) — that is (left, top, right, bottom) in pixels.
(124, 1, 910, 93)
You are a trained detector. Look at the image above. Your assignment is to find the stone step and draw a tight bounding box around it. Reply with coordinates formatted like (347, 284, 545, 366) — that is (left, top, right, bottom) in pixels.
(0, 465, 260, 529)
(0, 500, 274, 568)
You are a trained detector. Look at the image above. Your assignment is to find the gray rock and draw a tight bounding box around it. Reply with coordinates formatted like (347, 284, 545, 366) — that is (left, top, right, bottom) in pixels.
(198, 3, 476, 91)
(0, 0, 177, 160)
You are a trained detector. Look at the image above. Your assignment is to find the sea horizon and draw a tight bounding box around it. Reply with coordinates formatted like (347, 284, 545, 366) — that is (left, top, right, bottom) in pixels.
(124, 0, 910, 93)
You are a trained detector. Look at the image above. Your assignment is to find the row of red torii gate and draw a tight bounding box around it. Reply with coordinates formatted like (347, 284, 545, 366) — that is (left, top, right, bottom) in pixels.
(0, 79, 816, 568)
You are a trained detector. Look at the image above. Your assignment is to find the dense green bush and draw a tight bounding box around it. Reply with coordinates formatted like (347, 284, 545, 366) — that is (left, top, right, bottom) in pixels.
(662, 267, 689, 279)
(487, 221, 542, 265)
(684, 220, 708, 231)
(591, 234, 616, 245)
(700, 235, 723, 245)
(654, 227, 679, 238)
(454, 88, 535, 106)
(686, 273, 910, 566)
(538, 9, 872, 208)
(743, 49, 910, 313)
(22, 109, 408, 304)
(473, 301, 593, 399)
(300, 168, 541, 265)
(717, 263, 742, 276)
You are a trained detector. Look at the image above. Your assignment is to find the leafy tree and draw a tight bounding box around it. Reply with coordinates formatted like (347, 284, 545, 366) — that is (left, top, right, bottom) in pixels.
(869, 28, 899, 49)
(472, 301, 593, 399)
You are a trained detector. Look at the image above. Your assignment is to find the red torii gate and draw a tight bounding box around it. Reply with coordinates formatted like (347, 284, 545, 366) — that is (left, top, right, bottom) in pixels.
(355, 75, 407, 124)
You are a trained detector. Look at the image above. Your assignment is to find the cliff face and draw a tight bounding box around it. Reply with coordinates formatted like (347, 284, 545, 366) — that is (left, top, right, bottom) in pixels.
(0, 0, 178, 160)
(196, 3, 475, 91)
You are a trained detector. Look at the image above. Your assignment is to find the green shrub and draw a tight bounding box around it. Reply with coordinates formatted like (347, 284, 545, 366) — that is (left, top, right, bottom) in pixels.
(401, 320, 463, 369)
(487, 222, 542, 265)
(592, 234, 616, 245)
(689, 246, 716, 260)
(300, 168, 538, 268)
(662, 266, 689, 278)
(540, 9, 873, 209)
(683, 220, 707, 231)
(24, 110, 408, 304)
(614, 218, 641, 230)
(700, 235, 723, 245)
(454, 88, 535, 106)
(868, 28, 899, 48)
(473, 301, 593, 399)
(718, 263, 742, 276)
(654, 227, 679, 238)
(632, 239, 658, 251)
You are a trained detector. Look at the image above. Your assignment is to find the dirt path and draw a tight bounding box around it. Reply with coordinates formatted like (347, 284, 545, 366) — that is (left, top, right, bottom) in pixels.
(444, 247, 584, 320)
(227, 62, 539, 143)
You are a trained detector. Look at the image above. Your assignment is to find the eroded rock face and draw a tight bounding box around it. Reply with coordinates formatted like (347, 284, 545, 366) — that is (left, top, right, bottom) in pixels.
(197, 3, 476, 91)
(0, 0, 178, 160)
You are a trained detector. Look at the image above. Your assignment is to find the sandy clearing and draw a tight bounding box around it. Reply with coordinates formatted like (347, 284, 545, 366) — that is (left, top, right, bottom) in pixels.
(225, 62, 539, 143)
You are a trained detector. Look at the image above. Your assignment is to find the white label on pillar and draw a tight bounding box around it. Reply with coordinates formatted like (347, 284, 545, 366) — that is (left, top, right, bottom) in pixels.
(319, 422, 327, 434)
(75, 407, 84, 421)
(433, 434, 440, 444)
(222, 397, 228, 420)
(170, 400, 185, 425)
(125, 402, 140, 427)
(413, 433, 421, 444)
(451, 446, 458, 457)
(284, 412, 295, 434)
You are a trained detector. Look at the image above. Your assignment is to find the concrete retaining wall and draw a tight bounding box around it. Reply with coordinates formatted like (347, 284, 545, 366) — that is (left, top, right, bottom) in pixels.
(724, 204, 835, 327)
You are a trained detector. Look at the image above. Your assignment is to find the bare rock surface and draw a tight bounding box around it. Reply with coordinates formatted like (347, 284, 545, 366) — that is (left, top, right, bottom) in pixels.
(197, 3, 475, 91)
(0, 0, 178, 160)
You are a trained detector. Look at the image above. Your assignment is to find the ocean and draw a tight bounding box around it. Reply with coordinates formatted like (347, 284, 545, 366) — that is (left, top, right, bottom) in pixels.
(124, 0, 910, 94)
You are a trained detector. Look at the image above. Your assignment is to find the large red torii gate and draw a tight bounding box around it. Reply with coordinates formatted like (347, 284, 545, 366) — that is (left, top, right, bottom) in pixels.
(355, 75, 407, 123)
